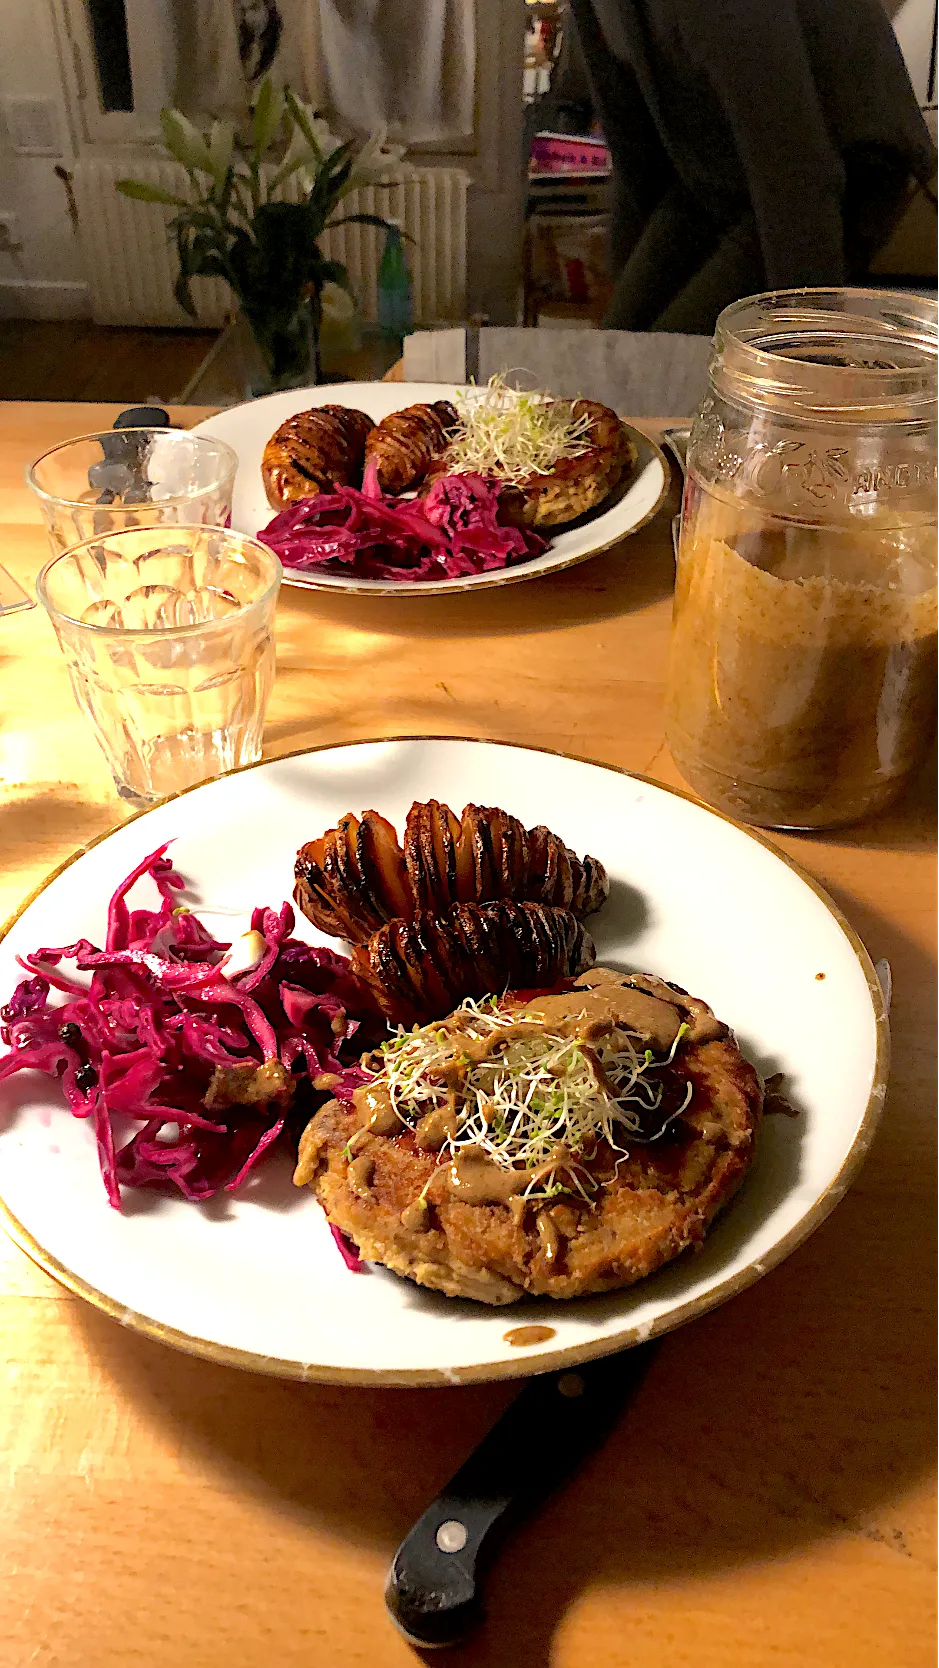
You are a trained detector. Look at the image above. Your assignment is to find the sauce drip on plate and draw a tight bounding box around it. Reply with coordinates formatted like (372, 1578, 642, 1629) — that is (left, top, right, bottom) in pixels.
(503, 1325, 557, 1347)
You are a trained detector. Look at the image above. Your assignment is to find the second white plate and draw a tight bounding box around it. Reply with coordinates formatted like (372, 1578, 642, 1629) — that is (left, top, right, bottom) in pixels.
(192, 383, 669, 596)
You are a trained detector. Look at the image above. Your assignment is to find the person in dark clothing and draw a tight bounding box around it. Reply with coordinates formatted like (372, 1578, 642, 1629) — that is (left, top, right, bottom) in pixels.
(567, 0, 937, 332)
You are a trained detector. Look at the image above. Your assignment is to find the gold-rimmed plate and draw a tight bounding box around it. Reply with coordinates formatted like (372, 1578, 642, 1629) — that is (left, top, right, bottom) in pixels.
(191, 383, 669, 596)
(0, 739, 887, 1385)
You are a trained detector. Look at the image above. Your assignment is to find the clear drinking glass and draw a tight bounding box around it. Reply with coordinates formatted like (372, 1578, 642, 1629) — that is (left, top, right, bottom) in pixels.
(37, 525, 282, 806)
(27, 428, 238, 555)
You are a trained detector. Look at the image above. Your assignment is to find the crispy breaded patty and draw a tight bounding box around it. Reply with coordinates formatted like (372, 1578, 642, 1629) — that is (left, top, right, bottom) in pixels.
(503, 404, 636, 528)
(294, 969, 763, 1305)
(424, 403, 638, 531)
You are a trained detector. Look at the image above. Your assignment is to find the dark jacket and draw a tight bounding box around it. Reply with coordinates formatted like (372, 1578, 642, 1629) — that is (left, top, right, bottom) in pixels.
(569, 0, 936, 287)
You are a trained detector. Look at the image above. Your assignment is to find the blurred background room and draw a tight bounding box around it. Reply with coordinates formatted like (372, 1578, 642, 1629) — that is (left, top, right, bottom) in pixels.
(0, 0, 935, 403)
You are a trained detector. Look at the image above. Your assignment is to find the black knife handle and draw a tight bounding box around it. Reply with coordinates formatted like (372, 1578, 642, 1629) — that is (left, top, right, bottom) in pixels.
(385, 1341, 659, 1649)
(113, 406, 173, 429)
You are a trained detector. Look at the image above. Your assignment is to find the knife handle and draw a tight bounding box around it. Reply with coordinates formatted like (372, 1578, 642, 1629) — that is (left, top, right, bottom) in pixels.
(385, 1341, 659, 1648)
(113, 406, 173, 429)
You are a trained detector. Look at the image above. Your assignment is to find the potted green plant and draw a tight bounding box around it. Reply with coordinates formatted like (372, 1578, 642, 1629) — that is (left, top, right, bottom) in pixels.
(116, 78, 406, 394)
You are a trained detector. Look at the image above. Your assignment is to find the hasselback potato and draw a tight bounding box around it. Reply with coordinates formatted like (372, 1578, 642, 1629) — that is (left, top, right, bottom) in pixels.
(294, 800, 609, 943)
(262, 405, 374, 510)
(349, 900, 595, 1025)
(364, 400, 457, 494)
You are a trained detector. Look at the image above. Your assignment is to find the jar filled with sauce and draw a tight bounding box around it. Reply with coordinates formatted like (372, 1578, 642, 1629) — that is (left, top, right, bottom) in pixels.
(666, 289, 937, 829)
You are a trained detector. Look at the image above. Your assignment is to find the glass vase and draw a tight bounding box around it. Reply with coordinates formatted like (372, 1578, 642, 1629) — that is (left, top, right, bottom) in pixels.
(235, 294, 322, 398)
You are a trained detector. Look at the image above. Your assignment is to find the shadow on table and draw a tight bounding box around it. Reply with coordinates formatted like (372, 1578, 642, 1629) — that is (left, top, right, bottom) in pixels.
(0, 784, 121, 879)
(275, 496, 681, 645)
(790, 742, 937, 860)
(77, 884, 935, 1664)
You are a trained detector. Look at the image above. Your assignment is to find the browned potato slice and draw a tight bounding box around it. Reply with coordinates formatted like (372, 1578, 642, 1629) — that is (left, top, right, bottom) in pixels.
(295, 802, 610, 945)
(356, 810, 412, 922)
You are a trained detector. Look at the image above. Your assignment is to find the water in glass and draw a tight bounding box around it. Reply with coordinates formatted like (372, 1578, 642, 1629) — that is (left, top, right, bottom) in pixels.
(37, 525, 282, 806)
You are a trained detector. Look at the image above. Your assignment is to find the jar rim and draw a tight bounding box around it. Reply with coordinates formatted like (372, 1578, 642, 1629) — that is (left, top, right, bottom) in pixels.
(712, 287, 938, 417)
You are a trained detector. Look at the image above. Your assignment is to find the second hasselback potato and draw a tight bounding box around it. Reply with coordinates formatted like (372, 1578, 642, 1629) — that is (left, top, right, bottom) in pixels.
(348, 899, 596, 1025)
(364, 400, 457, 494)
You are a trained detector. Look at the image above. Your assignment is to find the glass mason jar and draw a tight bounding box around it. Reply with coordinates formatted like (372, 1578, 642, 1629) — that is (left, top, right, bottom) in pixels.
(666, 288, 938, 829)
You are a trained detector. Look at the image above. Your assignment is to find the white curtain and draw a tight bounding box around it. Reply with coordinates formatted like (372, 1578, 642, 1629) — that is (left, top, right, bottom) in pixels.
(277, 0, 476, 141)
(122, 0, 250, 120)
(124, 0, 476, 141)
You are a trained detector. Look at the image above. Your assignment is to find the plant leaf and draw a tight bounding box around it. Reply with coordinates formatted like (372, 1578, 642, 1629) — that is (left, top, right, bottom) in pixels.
(316, 258, 351, 289)
(304, 144, 354, 223)
(174, 271, 197, 317)
(328, 212, 414, 242)
(170, 205, 220, 227)
(173, 230, 198, 317)
(160, 109, 215, 173)
(207, 119, 235, 183)
(116, 179, 188, 206)
(283, 90, 321, 159)
(212, 165, 236, 219)
(252, 75, 284, 156)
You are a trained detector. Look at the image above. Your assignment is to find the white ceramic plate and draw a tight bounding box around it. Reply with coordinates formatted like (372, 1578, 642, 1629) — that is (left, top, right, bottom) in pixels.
(0, 740, 887, 1386)
(191, 383, 669, 596)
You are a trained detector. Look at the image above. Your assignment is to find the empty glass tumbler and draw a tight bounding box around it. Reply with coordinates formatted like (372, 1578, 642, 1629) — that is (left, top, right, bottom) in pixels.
(37, 525, 282, 806)
(27, 428, 237, 554)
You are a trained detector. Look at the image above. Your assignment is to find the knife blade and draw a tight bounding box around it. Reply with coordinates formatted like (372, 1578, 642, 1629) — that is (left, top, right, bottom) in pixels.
(874, 958, 892, 1014)
(0, 565, 34, 617)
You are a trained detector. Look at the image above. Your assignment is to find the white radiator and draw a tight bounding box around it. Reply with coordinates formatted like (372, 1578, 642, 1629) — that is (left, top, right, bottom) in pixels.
(72, 155, 470, 328)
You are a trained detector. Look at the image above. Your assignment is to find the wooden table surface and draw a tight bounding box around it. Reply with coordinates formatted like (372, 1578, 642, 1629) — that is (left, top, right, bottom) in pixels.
(0, 402, 934, 1668)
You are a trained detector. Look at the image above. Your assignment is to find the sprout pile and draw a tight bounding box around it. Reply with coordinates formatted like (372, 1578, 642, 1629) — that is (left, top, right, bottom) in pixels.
(445, 374, 594, 484)
(372, 996, 692, 1203)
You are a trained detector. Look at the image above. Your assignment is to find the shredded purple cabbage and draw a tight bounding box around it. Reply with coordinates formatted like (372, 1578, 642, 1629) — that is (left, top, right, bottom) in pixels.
(0, 844, 383, 1209)
(328, 1222, 366, 1272)
(258, 469, 548, 582)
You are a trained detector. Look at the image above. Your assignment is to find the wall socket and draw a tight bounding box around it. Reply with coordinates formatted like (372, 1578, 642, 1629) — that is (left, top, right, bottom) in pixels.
(1, 97, 63, 157)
